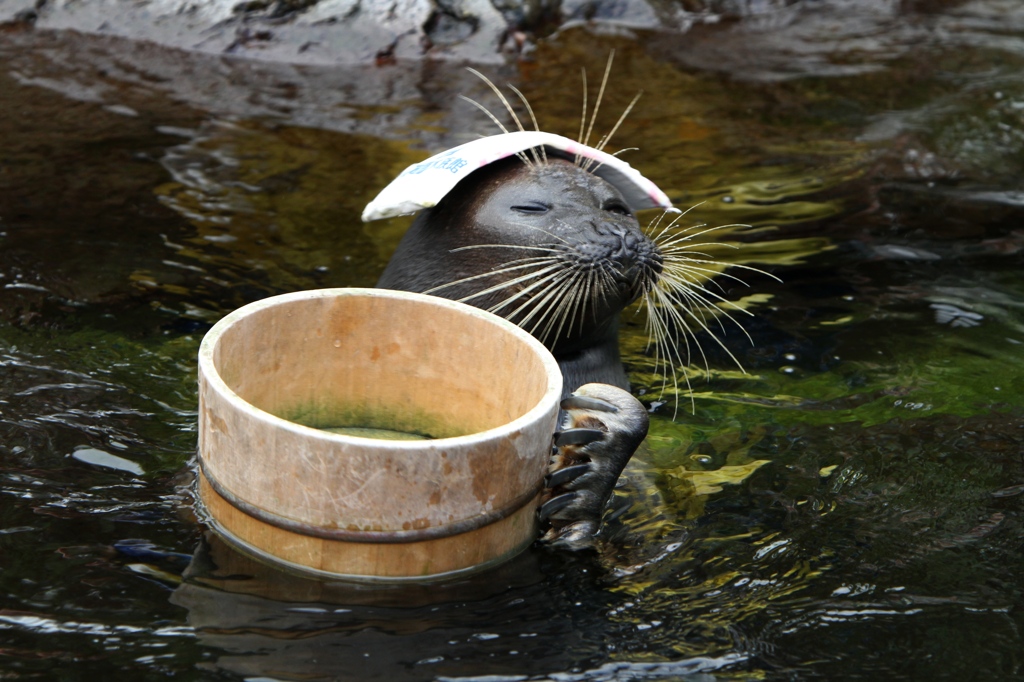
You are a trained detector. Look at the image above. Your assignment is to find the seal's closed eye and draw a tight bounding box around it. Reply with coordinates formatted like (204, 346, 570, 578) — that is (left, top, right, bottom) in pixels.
(602, 200, 632, 217)
(512, 202, 551, 214)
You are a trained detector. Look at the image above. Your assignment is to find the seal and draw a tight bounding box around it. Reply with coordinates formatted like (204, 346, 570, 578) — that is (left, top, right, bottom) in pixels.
(374, 149, 661, 549)
(366, 59, 765, 550)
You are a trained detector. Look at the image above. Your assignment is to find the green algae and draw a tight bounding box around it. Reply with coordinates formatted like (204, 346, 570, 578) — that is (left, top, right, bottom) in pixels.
(281, 401, 462, 440)
(321, 426, 432, 440)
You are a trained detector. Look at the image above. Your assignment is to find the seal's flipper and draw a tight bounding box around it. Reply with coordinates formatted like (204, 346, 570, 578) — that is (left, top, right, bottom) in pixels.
(540, 383, 649, 551)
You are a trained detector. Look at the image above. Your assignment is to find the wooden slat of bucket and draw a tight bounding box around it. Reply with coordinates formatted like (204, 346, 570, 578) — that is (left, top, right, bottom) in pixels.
(198, 472, 539, 580)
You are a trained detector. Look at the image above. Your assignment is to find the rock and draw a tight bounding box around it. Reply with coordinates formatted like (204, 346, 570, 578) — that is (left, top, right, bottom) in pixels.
(0, 0, 510, 64)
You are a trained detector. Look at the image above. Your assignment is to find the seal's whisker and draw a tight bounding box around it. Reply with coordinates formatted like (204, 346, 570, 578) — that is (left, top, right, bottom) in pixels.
(659, 270, 756, 326)
(648, 287, 715, 373)
(467, 70, 527, 131)
(657, 232, 740, 259)
(468, 262, 565, 305)
(497, 254, 563, 267)
(507, 84, 547, 164)
(537, 271, 584, 343)
(489, 267, 572, 318)
(458, 94, 534, 168)
(543, 269, 594, 343)
(575, 67, 588, 166)
(537, 270, 576, 339)
(660, 259, 744, 295)
(664, 268, 731, 297)
(643, 289, 696, 416)
(637, 234, 774, 415)
(659, 286, 726, 340)
(651, 222, 752, 249)
(657, 278, 755, 348)
(466, 67, 547, 168)
(458, 94, 510, 134)
(426, 257, 556, 289)
(588, 90, 643, 172)
(657, 348, 696, 418)
(653, 227, 720, 250)
(665, 257, 782, 283)
(644, 291, 678, 358)
(520, 266, 586, 337)
(653, 277, 712, 328)
(661, 259, 757, 290)
(644, 205, 704, 243)
(554, 267, 594, 342)
(451, 244, 561, 254)
(456, 264, 564, 304)
(597, 261, 618, 295)
(519, 276, 578, 342)
(644, 210, 674, 241)
(589, 263, 622, 331)
(636, 261, 663, 300)
(634, 206, 780, 415)
(662, 243, 740, 257)
(503, 83, 537, 133)
(647, 299, 709, 406)
(466, 69, 524, 129)
(667, 294, 748, 373)
(424, 260, 559, 296)
(645, 293, 685, 372)
(495, 256, 564, 271)
(513, 269, 575, 329)
(511, 219, 572, 246)
(577, 267, 599, 338)
(589, 266, 603, 321)
(562, 269, 594, 340)
(660, 248, 723, 264)
(581, 50, 615, 153)
(651, 229, 703, 252)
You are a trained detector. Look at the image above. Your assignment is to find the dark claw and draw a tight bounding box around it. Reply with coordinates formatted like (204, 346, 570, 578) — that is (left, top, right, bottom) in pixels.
(560, 394, 619, 413)
(554, 428, 604, 447)
(545, 463, 590, 488)
(540, 384, 650, 551)
(538, 491, 577, 522)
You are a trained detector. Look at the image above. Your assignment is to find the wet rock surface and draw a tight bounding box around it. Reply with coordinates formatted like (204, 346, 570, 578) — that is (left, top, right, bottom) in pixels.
(0, 0, 958, 66)
(0, 0, 505, 64)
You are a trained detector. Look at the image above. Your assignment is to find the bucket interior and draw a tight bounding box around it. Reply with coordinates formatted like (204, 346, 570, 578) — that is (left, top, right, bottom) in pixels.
(209, 292, 553, 439)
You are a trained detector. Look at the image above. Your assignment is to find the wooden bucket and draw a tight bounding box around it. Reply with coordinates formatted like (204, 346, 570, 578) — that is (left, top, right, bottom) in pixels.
(196, 288, 562, 581)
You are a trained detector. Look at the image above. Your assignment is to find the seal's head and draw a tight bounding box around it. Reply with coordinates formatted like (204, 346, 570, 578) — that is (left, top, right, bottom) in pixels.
(378, 156, 663, 356)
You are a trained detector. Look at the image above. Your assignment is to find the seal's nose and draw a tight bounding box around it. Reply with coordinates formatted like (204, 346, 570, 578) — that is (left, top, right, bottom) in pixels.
(611, 225, 664, 300)
(594, 221, 640, 269)
(614, 228, 644, 263)
(573, 220, 661, 297)
(607, 223, 662, 277)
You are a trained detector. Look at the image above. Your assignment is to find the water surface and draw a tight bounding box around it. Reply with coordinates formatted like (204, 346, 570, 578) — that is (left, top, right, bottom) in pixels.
(2, 4, 1024, 679)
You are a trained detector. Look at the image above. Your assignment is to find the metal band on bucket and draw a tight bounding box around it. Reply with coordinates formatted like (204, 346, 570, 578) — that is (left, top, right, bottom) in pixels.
(198, 457, 544, 544)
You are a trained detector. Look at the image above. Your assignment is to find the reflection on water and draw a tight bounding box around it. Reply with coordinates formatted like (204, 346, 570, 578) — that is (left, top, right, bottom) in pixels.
(2, 3, 1024, 680)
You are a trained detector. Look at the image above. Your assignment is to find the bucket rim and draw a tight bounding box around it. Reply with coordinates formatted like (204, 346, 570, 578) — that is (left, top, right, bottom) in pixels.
(197, 287, 563, 451)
